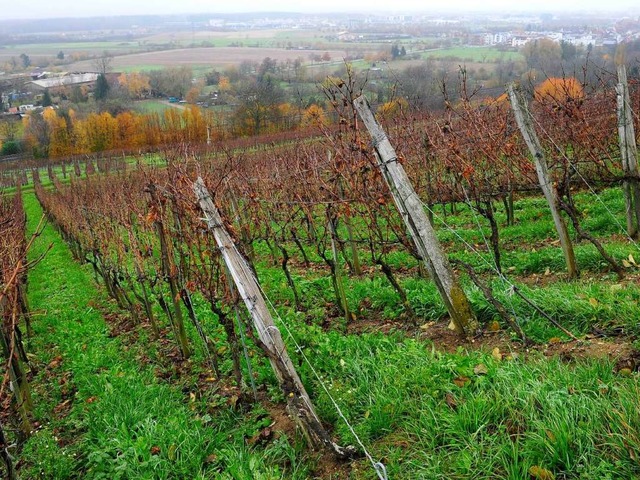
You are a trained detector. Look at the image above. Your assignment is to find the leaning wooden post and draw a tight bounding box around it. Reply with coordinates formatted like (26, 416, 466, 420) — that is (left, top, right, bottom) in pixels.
(616, 64, 640, 238)
(507, 84, 578, 279)
(193, 178, 353, 458)
(353, 96, 478, 336)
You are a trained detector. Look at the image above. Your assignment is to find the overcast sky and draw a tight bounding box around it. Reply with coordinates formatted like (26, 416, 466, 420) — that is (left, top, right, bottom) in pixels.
(4, 0, 639, 20)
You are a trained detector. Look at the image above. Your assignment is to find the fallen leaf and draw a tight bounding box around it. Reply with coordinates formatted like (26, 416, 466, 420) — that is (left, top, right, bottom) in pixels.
(529, 465, 555, 480)
(474, 364, 488, 375)
(447, 321, 457, 331)
(204, 454, 218, 464)
(247, 427, 273, 446)
(544, 267, 551, 276)
(492, 347, 503, 362)
(48, 356, 63, 369)
(487, 321, 500, 332)
(589, 298, 598, 307)
(623, 259, 632, 268)
(168, 444, 177, 461)
(445, 393, 457, 409)
(618, 368, 632, 377)
(453, 376, 470, 388)
(150, 446, 161, 455)
(548, 337, 562, 344)
(629, 254, 637, 266)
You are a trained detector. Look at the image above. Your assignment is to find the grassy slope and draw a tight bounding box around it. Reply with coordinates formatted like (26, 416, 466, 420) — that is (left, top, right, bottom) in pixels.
(16, 183, 640, 479)
(21, 193, 219, 479)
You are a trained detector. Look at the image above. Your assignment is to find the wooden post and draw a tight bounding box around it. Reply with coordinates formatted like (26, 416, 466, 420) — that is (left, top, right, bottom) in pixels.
(353, 96, 478, 336)
(193, 178, 353, 458)
(507, 84, 578, 279)
(616, 64, 640, 238)
(328, 218, 352, 324)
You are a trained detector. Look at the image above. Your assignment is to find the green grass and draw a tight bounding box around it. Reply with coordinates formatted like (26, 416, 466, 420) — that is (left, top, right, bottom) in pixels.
(422, 46, 523, 63)
(136, 99, 174, 114)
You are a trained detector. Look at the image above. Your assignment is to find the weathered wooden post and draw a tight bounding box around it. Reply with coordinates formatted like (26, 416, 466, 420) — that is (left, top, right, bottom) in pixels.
(507, 83, 578, 279)
(353, 96, 478, 336)
(193, 178, 353, 458)
(616, 64, 640, 238)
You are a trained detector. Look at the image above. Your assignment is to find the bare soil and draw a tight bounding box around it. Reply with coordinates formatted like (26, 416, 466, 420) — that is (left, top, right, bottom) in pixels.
(67, 47, 354, 71)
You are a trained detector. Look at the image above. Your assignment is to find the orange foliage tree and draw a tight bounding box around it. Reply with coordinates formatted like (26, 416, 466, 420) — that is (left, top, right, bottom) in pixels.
(534, 77, 584, 106)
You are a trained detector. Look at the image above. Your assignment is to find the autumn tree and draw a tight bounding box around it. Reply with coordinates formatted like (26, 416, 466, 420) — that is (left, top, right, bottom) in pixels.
(118, 72, 151, 99)
(232, 75, 285, 135)
(301, 104, 327, 127)
(534, 76, 584, 106)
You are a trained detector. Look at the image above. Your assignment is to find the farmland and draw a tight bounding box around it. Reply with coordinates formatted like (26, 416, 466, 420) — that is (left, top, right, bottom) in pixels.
(66, 46, 355, 72)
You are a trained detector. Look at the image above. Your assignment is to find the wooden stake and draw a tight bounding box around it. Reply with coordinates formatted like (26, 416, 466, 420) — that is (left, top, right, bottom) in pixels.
(193, 178, 354, 458)
(353, 96, 477, 336)
(507, 84, 578, 279)
(616, 64, 640, 238)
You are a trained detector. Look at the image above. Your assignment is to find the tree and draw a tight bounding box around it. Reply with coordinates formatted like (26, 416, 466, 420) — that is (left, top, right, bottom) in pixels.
(57, 51, 65, 60)
(95, 73, 110, 101)
(258, 57, 277, 80)
(205, 70, 221, 86)
(534, 76, 584, 105)
(93, 53, 113, 74)
(522, 39, 562, 74)
(233, 76, 285, 135)
(19, 53, 31, 69)
(42, 89, 53, 107)
(150, 67, 193, 98)
(118, 72, 151, 99)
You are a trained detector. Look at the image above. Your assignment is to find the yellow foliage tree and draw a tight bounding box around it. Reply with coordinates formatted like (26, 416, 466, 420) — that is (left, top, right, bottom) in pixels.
(302, 104, 327, 127)
(118, 72, 151, 99)
(218, 76, 231, 92)
(534, 77, 584, 105)
(377, 97, 409, 120)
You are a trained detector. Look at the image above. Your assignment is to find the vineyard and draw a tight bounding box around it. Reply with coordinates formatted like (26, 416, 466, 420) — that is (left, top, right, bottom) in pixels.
(2, 66, 640, 479)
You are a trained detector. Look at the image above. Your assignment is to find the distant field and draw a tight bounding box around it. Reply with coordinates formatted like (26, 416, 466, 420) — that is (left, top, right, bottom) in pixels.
(422, 46, 523, 62)
(135, 99, 175, 114)
(66, 46, 357, 72)
(0, 41, 147, 62)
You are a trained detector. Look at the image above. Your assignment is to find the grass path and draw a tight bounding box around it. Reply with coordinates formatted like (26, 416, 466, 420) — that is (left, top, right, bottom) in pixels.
(20, 193, 217, 479)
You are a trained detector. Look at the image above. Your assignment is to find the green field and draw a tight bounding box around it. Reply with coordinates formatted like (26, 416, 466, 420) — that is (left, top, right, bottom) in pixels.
(422, 46, 523, 63)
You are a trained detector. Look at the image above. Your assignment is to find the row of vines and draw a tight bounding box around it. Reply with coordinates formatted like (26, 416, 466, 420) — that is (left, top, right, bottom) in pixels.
(0, 188, 37, 480)
(8, 68, 640, 467)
